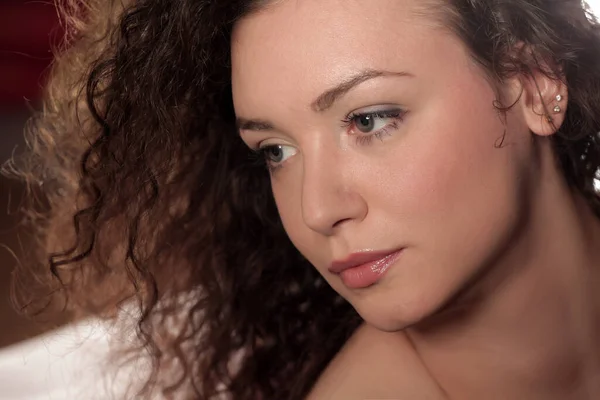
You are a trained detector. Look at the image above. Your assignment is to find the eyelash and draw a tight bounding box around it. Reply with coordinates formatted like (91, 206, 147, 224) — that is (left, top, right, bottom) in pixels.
(253, 146, 285, 173)
(341, 109, 406, 146)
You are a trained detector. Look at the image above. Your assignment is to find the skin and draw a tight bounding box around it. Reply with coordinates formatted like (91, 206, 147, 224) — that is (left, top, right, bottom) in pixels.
(232, 0, 600, 398)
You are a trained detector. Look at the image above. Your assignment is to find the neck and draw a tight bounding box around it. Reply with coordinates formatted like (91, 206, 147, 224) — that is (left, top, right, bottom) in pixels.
(407, 142, 600, 399)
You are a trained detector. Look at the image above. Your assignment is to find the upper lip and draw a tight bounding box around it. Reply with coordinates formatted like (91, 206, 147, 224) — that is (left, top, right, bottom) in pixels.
(328, 249, 402, 274)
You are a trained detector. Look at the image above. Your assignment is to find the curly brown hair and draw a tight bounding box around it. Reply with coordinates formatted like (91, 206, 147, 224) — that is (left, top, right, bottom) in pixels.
(5, 0, 600, 398)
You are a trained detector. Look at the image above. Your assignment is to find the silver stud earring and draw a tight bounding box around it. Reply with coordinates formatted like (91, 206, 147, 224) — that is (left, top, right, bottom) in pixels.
(547, 94, 564, 121)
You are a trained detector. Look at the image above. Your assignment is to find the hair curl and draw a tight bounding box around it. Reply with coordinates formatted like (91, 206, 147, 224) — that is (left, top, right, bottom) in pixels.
(5, 0, 600, 398)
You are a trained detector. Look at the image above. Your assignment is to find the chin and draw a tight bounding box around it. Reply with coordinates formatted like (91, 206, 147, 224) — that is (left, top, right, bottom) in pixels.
(349, 282, 453, 333)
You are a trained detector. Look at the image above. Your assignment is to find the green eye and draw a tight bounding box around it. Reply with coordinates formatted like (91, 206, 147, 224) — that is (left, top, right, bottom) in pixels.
(259, 143, 298, 168)
(356, 115, 375, 133)
(342, 108, 406, 146)
(265, 145, 284, 163)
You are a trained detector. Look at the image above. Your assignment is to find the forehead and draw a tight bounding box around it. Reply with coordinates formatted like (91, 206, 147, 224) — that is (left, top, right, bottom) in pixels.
(230, 0, 453, 111)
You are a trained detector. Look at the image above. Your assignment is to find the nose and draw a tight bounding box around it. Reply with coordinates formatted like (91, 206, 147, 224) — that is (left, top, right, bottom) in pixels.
(301, 150, 368, 236)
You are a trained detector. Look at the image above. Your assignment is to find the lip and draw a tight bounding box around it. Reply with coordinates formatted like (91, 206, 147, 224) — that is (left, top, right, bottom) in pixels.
(329, 249, 402, 273)
(329, 249, 403, 289)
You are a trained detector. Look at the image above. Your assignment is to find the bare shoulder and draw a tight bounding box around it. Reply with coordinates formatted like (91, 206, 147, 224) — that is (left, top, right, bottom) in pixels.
(306, 323, 445, 400)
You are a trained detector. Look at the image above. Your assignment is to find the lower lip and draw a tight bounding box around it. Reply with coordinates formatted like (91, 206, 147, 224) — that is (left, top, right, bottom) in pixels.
(338, 251, 402, 289)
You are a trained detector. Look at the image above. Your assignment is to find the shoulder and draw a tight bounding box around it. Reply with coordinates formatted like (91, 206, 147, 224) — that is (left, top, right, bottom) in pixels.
(306, 323, 444, 400)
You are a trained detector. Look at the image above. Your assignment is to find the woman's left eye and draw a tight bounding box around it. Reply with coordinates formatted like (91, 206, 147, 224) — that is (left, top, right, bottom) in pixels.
(342, 108, 406, 145)
(354, 113, 390, 133)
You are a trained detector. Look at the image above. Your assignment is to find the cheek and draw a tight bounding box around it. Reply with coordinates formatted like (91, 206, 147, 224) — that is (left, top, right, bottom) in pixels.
(383, 105, 528, 289)
(403, 127, 508, 226)
(383, 79, 527, 233)
(270, 173, 315, 256)
(352, 108, 531, 329)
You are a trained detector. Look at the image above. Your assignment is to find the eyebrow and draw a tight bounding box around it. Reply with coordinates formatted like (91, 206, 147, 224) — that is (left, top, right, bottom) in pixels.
(312, 69, 413, 112)
(236, 69, 413, 132)
(236, 118, 274, 131)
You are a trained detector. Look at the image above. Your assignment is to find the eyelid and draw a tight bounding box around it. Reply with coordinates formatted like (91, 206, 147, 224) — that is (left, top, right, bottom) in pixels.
(257, 138, 295, 151)
(345, 104, 405, 117)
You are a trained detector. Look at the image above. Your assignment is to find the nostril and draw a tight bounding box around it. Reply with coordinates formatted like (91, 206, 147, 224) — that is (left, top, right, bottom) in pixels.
(332, 218, 352, 229)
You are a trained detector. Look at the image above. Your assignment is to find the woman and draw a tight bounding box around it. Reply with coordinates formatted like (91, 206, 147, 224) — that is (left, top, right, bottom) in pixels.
(7, 0, 600, 398)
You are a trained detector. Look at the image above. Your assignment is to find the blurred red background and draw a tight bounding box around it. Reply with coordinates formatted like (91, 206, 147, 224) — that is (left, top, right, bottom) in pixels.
(0, 0, 61, 108)
(0, 0, 61, 347)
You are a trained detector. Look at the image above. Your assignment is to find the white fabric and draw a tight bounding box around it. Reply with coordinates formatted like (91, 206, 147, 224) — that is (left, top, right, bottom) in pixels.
(0, 319, 129, 400)
(587, 0, 600, 15)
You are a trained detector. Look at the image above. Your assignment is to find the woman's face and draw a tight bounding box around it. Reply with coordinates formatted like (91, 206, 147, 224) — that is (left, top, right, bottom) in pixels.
(232, 0, 536, 330)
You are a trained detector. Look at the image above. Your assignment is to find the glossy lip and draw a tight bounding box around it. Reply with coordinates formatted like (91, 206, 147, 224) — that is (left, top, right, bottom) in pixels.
(328, 249, 404, 274)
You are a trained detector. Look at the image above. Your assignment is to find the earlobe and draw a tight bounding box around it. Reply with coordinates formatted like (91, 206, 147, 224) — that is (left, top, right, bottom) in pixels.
(518, 71, 568, 137)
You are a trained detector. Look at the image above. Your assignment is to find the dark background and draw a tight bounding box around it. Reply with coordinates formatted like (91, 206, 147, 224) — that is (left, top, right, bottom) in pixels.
(0, 0, 61, 348)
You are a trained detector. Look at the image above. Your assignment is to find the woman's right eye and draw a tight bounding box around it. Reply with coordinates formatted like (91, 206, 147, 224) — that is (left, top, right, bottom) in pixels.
(258, 144, 298, 168)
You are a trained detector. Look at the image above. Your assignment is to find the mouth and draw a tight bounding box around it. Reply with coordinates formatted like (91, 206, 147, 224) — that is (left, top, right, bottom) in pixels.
(329, 249, 403, 289)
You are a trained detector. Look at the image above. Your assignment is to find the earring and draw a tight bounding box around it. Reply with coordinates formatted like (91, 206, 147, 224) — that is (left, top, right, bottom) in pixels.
(547, 94, 564, 122)
(552, 94, 563, 113)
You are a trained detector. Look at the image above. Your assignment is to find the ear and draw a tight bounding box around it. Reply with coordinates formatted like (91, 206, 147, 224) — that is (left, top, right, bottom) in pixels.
(517, 67, 568, 137)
